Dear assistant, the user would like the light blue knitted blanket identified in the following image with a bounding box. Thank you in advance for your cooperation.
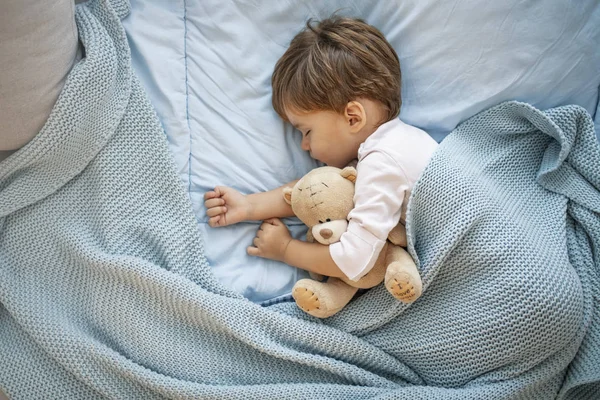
[1,1,598,398]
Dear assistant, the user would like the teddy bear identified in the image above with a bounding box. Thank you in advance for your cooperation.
[283,166,423,318]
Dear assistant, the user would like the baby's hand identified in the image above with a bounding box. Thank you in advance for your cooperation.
[204,186,250,227]
[247,218,292,262]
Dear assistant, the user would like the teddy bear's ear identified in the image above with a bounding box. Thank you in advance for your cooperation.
[340,166,357,183]
[283,187,293,205]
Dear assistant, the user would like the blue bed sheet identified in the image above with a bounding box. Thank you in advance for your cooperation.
[123,0,600,303]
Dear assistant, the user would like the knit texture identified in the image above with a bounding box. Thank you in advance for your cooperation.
[0,0,598,398]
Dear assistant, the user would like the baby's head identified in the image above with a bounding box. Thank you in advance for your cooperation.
[271,16,401,168]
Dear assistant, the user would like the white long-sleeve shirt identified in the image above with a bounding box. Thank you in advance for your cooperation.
[329,118,438,281]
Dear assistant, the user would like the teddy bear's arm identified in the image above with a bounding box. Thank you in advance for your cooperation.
[387,223,407,247]
[306,229,315,243]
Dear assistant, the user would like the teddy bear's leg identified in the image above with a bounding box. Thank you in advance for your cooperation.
[292,278,359,318]
[384,245,422,303]
[387,223,407,247]
[339,245,387,289]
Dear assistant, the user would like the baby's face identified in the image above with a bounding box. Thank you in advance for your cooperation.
[285,109,360,169]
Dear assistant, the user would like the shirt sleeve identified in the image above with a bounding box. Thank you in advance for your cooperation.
[330,151,410,281]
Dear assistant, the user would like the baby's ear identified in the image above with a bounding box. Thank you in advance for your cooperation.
[340,166,357,183]
[283,187,293,205]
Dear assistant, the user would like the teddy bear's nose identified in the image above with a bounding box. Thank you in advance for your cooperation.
[320,229,333,239]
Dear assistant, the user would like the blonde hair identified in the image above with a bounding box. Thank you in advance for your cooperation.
[272,16,401,122]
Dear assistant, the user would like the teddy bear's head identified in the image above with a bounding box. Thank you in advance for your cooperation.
[283,166,357,245]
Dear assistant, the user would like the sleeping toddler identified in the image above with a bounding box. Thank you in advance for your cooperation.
[204,16,438,298]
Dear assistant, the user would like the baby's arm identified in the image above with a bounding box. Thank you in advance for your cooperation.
[247,218,346,278]
[204,180,298,227]
[283,238,346,278]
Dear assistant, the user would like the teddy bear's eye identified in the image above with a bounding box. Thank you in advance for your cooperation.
[326,218,331,222]
[318,220,323,224]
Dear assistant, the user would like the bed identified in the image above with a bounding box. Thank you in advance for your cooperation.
[122,0,600,304]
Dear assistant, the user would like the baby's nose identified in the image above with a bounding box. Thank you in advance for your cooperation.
[301,137,310,151]
[320,229,333,239]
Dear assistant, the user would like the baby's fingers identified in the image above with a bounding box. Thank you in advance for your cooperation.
[206,206,227,218]
[205,198,225,209]
[204,190,218,200]
[208,216,222,227]
[247,246,261,257]
[204,186,225,199]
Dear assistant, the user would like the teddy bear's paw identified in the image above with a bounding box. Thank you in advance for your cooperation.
[292,286,321,313]
[387,275,419,302]
[385,263,423,303]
